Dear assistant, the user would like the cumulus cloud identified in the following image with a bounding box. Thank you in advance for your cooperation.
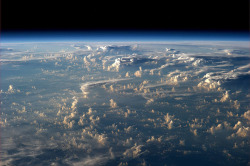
[243,110,250,120]
[163,113,174,129]
[86,45,92,51]
[8,85,14,93]
[197,78,221,91]
[123,144,144,158]
[71,97,78,111]
[146,98,154,105]
[110,99,117,108]
[134,70,142,77]
[125,72,130,78]
[179,140,185,146]
[146,136,162,143]
[220,91,229,102]
[208,124,223,135]
[192,58,204,67]
[190,129,198,136]
[236,127,249,137]
[108,59,120,72]
[124,126,134,133]
[233,100,240,109]
[233,121,242,130]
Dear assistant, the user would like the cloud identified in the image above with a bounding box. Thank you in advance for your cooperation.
[83,56,91,66]
[197,78,221,91]
[3,42,250,166]
[192,58,204,66]
[222,49,249,56]
[93,133,108,145]
[107,59,120,72]
[110,99,117,108]
[102,45,136,54]
[179,140,185,146]
[124,126,134,133]
[146,136,162,143]
[125,72,130,78]
[134,70,142,77]
[6,85,20,94]
[86,45,92,51]
[146,98,154,105]
[71,97,78,111]
[233,100,240,109]
[80,78,130,98]
[8,85,14,92]
[236,127,249,137]
[72,155,110,166]
[109,85,114,92]
[243,110,250,120]
[233,121,242,130]
[190,129,198,136]
[208,124,223,135]
[220,91,229,102]
[163,113,174,129]
[123,144,144,158]
[166,48,175,52]
[63,116,75,128]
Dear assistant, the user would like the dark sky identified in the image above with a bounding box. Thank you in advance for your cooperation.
[1,1,249,32]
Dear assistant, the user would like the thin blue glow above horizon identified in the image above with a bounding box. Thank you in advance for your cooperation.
[1,30,249,43]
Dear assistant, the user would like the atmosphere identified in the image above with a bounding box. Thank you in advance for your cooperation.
[1,30,249,43]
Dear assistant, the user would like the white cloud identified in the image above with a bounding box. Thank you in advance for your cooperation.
[179,140,185,146]
[78,115,86,126]
[86,45,92,51]
[80,78,130,98]
[94,133,108,145]
[220,91,229,102]
[109,85,114,92]
[83,56,90,65]
[243,110,250,120]
[109,147,115,159]
[125,72,130,78]
[71,97,78,111]
[197,78,221,91]
[124,126,134,133]
[110,99,117,108]
[87,108,95,115]
[123,144,144,158]
[208,124,223,135]
[8,85,14,93]
[192,58,204,66]
[163,113,174,129]
[72,155,109,166]
[108,59,120,72]
[233,100,240,109]
[146,98,154,105]
[146,136,162,143]
[233,121,242,130]
[190,129,198,136]
[236,127,249,137]
[134,70,142,77]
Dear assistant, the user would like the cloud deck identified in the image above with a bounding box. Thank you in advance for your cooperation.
[1,41,249,165]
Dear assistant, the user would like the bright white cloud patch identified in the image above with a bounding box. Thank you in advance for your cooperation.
[110,99,117,108]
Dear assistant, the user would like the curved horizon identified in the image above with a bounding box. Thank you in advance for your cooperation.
[1,30,249,43]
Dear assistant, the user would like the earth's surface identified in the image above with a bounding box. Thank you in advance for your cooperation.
[1,40,249,165]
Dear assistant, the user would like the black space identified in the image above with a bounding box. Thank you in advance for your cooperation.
[1,1,249,32]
